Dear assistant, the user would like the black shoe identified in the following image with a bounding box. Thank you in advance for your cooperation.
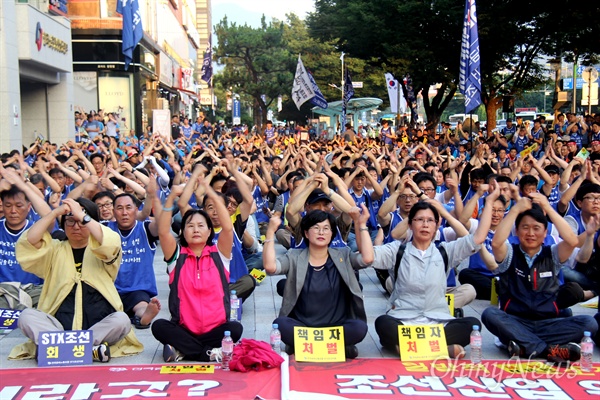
[547,343,581,364]
[92,342,111,363]
[345,345,359,359]
[163,344,184,362]
[508,340,522,358]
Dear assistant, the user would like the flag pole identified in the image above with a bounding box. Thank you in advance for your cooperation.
[341,52,345,134]
[396,77,401,128]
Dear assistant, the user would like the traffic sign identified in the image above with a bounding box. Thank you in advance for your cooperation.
[352,82,363,88]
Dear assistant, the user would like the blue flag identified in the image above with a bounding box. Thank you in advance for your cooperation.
[201,35,213,83]
[117,0,143,70]
[341,68,355,128]
[459,0,481,113]
[307,69,327,109]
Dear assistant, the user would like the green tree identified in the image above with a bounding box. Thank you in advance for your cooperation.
[308,0,600,130]
[214,16,295,128]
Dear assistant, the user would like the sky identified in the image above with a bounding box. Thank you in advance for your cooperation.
[212,0,315,27]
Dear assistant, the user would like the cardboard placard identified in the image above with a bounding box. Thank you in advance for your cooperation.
[294,326,345,362]
[398,324,449,361]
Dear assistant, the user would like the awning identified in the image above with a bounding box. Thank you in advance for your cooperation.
[311,98,383,117]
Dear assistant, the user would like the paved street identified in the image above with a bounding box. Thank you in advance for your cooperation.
[1,243,598,368]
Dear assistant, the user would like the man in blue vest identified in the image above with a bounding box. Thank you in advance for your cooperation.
[483,195,598,363]
[106,193,161,329]
[0,168,52,309]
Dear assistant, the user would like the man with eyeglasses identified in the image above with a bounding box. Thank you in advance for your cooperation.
[13,197,142,363]
[105,193,161,329]
[93,191,116,222]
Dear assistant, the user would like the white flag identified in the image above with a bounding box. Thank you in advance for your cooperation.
[385,73,407,113]
[292,55,316,110]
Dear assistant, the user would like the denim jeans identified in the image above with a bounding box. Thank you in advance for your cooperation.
[481,306,598,357]
[347,229,378,252]
[561,266,599,295]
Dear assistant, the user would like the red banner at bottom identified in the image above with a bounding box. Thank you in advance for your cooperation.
[0,363,280,400]
[287,358,600,399]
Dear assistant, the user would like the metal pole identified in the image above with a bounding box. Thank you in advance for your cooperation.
[396,77,401,127]
[588,79,592,116]
[572,59,577,114]
[341,52,345,134]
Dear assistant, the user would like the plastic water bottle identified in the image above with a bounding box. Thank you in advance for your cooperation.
[581,331,594,372]
[230,290,240,322]
[221,331,234,371]
[270,323,281,354]
[470,325,482,364]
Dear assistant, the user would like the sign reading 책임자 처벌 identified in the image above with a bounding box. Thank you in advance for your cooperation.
[37,330,93,367]
[398,324,449,361]
[294,326,345,362]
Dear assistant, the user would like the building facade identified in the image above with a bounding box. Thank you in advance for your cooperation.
[0,0,74,153]
[0,0,206,153]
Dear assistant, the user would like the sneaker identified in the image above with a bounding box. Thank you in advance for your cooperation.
[345,345,359,359]
[547,343,581,364]
[508,340,522,358]
[207,347,223,363]
[163,344,184,363]
[92,342,111,363]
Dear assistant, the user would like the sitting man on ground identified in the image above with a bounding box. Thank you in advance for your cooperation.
[483,194,598,364]
[12,198,142,363]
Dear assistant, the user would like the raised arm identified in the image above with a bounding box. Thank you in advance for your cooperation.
[492,197,532,263]
[157,185,184,260]
[263,216,281,275]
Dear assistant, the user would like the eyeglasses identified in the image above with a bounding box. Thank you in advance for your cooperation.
[412,217,437,225]
[399,195,417,201]
[309,225,332,234]
[583,196,600,203]
[228,199,239,208]
[491,208,506,214]
[97,202,113,209]
[420,188,436,193]
[64,218,84,227]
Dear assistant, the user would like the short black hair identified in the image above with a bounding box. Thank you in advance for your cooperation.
[0,185,30,202]
[408,201,440,224]
[519,174,539,191]
[300,210,338,246]
[92,191,116,203]
[60,197,99,230]
[576,182,600,202]
[414,172,437,189]
[515,204,548,230]
[179,209,214,247]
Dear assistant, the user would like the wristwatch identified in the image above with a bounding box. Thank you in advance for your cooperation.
[418,191,427,199]
[81,214,92,225]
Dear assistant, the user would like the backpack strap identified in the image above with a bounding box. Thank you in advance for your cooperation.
[393,243,407,283]
[210,252,231,321]
[393,242,450,282]
[168,253,188,325]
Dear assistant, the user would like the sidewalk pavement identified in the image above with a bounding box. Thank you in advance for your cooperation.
[1,243,598,368]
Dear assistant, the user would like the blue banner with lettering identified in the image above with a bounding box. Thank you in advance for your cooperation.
[116,0,143,70]
[38,330,93,367]
[308,69,328,109]
[201,35,213,83]
[458,0,481,113]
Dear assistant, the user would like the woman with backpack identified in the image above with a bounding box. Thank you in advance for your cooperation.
[151,177,240,363]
